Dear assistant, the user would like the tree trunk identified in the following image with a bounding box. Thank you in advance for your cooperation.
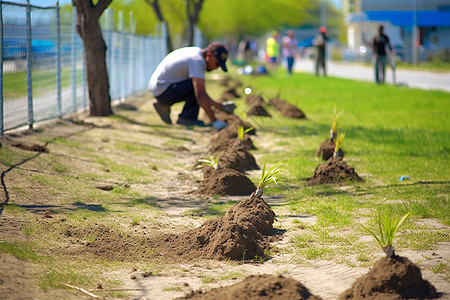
[144,0,173,52]
[73,0,112,116]
[185,0,204,46]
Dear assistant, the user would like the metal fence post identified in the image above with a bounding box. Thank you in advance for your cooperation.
[0,0,4,135]
[26,0,33,130]
[56,1,62,117]
[71,7,77,112]
[82,46,86,110]
[129,12,134,97]
[119,10,124,101]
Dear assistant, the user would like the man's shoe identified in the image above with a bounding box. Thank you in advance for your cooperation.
[176,118,209,127]
[153,102,172,124]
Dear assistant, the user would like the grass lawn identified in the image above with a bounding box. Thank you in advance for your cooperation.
[229,70,450,225]
[0,67,449,298]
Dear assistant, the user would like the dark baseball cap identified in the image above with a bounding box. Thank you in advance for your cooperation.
[208,42,228,72]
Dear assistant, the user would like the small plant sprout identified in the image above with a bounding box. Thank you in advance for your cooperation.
[198,154,220,170]
[333,131,345,158]
[255,160,283,197]
[330,105,343,140]
[237,125,254,142]
[362,211,412,258]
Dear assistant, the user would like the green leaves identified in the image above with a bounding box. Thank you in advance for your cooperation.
[362,211,412,257]
[331,105,343,138]
[257,160,283,191]
[237,125,254,142]
[198,154,220,170]
[333,131,345,157]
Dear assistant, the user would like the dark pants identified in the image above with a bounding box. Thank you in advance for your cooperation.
[315,52,326,76]
[286,57,294,74]
[374,55,387,84]
[155,78,199,121]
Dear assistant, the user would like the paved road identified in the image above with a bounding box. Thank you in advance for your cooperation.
[295,58,450,93]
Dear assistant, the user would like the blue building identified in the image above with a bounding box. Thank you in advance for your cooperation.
[344,0,450,63]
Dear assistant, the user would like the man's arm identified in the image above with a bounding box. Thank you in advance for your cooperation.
[192,77,222,122]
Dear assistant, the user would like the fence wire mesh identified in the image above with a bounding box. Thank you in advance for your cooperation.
[1,2,166,134]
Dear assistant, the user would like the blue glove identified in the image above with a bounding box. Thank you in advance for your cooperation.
[212,120,227,131]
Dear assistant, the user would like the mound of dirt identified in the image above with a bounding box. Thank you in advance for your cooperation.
[12,142,49,153]
[219,145,259,172]
[198,167,256,196]
[340,256,438,300]
[246,94,265,106]
[221,87,241,100]
[307,157,362,185]
[165,196,276,260]
[247,104,271,117]
[316,139,344,161]
[269,98,306,119]
[176,274,322,300]
[209,119,256,154]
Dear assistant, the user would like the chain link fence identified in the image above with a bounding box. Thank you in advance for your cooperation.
[0,1,167,134]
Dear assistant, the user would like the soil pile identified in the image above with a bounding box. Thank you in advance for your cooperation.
[176,274,322,300]
[269,98,306,119]
[308,157,362,185]
[340,256,438,300]
[12,142,49,153]
[220,87,241,101]
[247,104,271,117]
[197,167,256,196]
[165,196,276,260]
[217,143,259,172]
[316,139,344,161]
[209,118,256,153]
[245,94,271,117]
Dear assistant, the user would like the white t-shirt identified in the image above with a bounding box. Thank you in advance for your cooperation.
[148,47,206,97]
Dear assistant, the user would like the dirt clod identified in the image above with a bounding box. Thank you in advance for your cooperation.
[175,274,322,300]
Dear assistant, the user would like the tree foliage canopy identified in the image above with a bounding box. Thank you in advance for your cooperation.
[199,0,311,39]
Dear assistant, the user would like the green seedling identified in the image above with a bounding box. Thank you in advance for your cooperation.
[237,125,254,142]
[333,131,345,158]
[362,211,412,258]
[331,105,343,140]
[198,154,220,170]
[255,160,283,197]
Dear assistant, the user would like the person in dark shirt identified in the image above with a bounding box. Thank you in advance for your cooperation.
[372,25,394,84]
[313,27,329,77]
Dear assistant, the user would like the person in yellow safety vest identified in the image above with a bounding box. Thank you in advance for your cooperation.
[266,30,280,72]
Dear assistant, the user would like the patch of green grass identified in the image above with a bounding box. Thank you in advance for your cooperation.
[431,262,449,275]
[291,233,313,248]
[39,270,92,291]
[209,201,238,214]
[201,275,216,284]
[219,271,246,280]
[0,241,43,262]
[4,203,26,214]
[53,163,71,173]
[302,246,333,260]
[397,229,450,250]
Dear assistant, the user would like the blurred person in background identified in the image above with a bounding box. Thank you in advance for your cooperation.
[266,30,280,72]
[372,25,394,84]
[282,30,299,75]
[238,36,258,65]
[313,26,328,77]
